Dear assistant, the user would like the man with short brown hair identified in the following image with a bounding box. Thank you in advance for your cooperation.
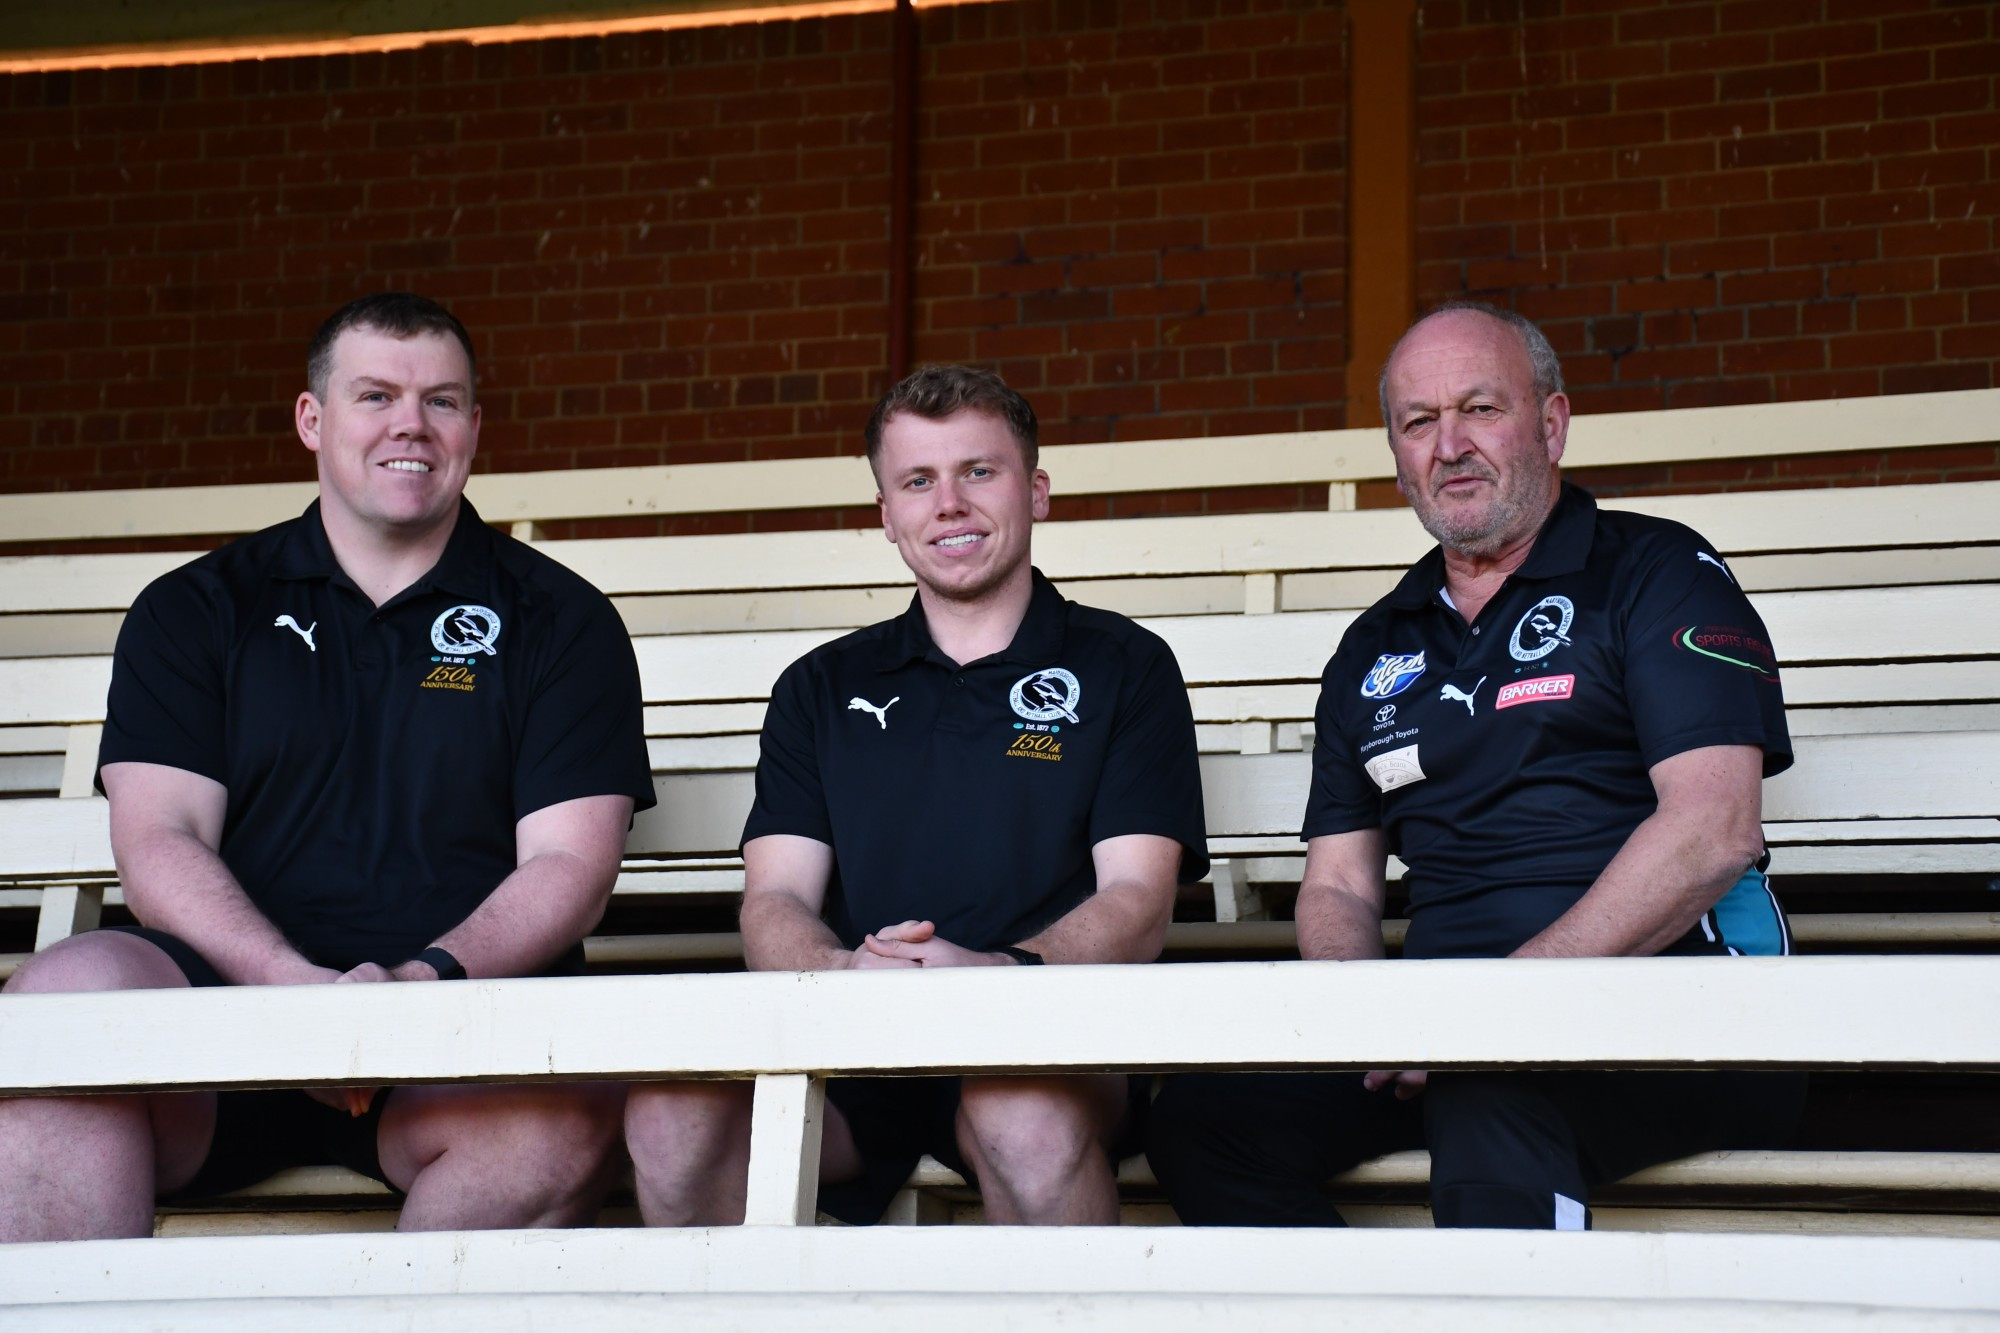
[626,364,1208,1226]
[0,293,653,1240]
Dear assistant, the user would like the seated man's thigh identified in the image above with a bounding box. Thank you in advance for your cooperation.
[1423,1070,1807,1228]
[5,928,220,1197]
[1552,1069,1808,1188]
[1147,1072,1426,1227]
[376,1081,625,1198]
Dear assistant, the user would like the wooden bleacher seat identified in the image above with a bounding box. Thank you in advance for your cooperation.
[1,959,1998,1318]
[0,390,1997,1262]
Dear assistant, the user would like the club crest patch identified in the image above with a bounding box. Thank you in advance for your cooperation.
[1010,667,1081,724]
[432,605,502,658]
[1509,595,1575,663]
[1360,651,1428,700]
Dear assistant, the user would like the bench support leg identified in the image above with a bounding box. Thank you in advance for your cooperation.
[34,883,104,953]
[743,1072,825,1226]
[1212,859,1270,924]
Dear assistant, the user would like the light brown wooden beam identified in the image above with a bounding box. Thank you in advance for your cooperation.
[0,0,996,72]
[1344,0,1419,430]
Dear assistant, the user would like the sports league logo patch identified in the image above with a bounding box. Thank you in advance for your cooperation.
[1360,651,1427,700]
[1671,625,1779,682]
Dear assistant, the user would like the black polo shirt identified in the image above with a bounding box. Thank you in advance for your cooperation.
[1305,483,1792,960]
[744,569,1209,953]
[97,499,656,971]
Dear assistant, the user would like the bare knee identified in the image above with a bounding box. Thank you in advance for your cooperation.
[957,1076,1108,1189]
[4,932,187,996]
[626,1081,753,1227]
[382,1082,625,1228]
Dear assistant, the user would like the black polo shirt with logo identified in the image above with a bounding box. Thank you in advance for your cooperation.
[744,569,1209,953]
[1305,483,1792,960]
[97,499,656,971]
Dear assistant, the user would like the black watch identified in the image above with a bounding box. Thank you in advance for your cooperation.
[414,946,467,981]
[998,946,1044,966]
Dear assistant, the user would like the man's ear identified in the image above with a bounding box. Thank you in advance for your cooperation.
[878,491,897,543]
[295,392,322,454]
[1541,391,1571,466]
[1030,468,1050,521]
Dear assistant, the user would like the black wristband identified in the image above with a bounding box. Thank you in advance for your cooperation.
[414,946,467,981]
[998,946,1044,966]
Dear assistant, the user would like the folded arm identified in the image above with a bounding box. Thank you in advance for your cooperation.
[860,833,1184,969]
[1512,744,1765,959]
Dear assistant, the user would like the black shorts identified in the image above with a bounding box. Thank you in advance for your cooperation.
[818,1073,1151,1226]
[104,926,397,1199]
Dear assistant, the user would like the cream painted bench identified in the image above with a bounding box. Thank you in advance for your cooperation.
[1,391,1997,1237]
[7,474,2000,956]
[1,959,1998,1322]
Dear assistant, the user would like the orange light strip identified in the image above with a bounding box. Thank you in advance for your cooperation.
[0,0,990,74]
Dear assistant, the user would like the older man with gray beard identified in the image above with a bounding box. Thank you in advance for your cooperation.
[1146,301,1806,1231]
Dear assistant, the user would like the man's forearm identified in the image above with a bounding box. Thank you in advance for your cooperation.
[1513,807,1760,959]
[740,890,854,971]
[118,827,323,985]
[1296,880,1387,961]
[426,848,614,979]
[1017,879,1172,965]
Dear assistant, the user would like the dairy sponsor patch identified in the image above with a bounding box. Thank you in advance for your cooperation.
[1495,674,1576,709]
[1363,743,1426,793]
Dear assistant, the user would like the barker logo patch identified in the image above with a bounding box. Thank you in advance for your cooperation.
[432,605,502,658]
[1010,667,1081,724]
[1496,674,1575,709]
[1673,625,1779,682]
[1360,651,1427,700]
[1509,595,1575,663]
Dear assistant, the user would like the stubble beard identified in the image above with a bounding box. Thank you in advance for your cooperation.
[1402,425,1556,560]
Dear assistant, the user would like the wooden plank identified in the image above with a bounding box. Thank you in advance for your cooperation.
[1784,661,2000,707]
[0,658,112,727]
[742,1073,825,1227]
[11,1290,1992,1332]
[5,480,1998,621]
[2,1226,1995,1312]
[1566,389,2000,470]
[1733,545,2000,593]
[57,724,100,798]
[1788,704,2000,735]
[0,613,124,660]
[3,956,1998,1095]
[1766,732,2000,822]
[0,753,60,794]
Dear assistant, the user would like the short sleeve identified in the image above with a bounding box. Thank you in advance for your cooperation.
[741,653,835,848]
[1622,536,1792,777]
[1301,644,1385,840]
[1086,635,1210,883]
[512,592,657,818]
[97,568,230,791]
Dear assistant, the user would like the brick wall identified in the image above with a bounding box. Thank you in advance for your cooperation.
[0,0,1346,529]
[3,0,1995,521]
[1415,0,2000,496]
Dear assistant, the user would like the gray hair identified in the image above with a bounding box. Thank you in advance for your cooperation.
[1376,300,1564,436]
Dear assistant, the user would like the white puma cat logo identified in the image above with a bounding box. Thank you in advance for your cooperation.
[1696,550,1735,584]
[847,696,900,730]
[1439,676,1487,717]
[274,615,318,652]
